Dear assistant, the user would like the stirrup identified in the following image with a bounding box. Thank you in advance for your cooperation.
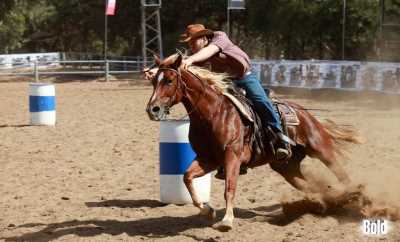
[275,147,290,161]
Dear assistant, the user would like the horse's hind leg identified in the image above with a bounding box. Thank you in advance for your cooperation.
[271,163,309,192]
[270,146,330,213]
[270,145,313,193]
[183,159,218,220]
[314,147,351,185]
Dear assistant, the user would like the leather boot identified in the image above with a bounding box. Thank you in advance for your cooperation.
[275,132,291,161]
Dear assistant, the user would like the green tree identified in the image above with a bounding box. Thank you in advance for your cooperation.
[0,0,396,61]
[247,0,379,60]
[0,3,26,53]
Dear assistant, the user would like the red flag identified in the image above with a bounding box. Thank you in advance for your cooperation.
[106,0,116,16]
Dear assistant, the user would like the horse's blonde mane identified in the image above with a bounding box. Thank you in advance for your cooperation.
[160,53,232,93]
[187,65,231,93]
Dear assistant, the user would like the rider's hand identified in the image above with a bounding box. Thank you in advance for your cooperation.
[181,58,193,70]
[143,67,158,80]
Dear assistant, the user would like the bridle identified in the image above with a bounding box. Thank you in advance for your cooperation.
[155,66,206,118]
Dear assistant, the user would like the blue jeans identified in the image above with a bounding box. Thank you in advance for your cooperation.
[235,71,282,133]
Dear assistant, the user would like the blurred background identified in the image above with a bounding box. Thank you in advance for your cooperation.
[0,0,399,61]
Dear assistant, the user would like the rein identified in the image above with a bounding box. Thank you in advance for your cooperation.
[157,67,206,119]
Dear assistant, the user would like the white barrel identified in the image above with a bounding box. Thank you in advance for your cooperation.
[159,120,211,204]
[29,83,56,125]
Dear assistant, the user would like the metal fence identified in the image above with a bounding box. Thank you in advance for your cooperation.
[0,58,154,82]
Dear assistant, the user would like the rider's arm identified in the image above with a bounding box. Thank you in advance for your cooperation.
[187,44,220,63]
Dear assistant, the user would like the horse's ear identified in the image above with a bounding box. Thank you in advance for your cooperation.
[154,54,161,66]
[171,54,182,70]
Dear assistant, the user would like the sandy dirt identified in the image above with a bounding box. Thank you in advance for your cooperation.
[1,80,400,242]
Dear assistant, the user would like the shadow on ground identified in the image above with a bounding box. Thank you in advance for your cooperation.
[2,199,363,242]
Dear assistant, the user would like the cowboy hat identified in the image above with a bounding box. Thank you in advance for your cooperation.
[179,24,214,43]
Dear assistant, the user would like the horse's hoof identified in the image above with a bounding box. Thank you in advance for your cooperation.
[310,202,327,214]
[212,220,233,232]
[199,204,216,220]
[207,208,216,221]
[306,194,328,214]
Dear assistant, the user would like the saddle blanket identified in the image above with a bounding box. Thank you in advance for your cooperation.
[223,92,300,126]
[223,92,254,122]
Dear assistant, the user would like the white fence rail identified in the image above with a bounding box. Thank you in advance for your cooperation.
[0,59,153,82]
[1,52,400,95]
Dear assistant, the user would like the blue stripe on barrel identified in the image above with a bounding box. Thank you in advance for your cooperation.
[159,142,196,174]
[159,120,211,204]
[29,96,56,112]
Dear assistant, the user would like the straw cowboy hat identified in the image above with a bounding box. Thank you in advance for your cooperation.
[179,24,214,42]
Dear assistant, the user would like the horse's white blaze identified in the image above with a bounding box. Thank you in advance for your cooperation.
[149,90,157,104]
[149,71,165,104]
[157,72,164,82]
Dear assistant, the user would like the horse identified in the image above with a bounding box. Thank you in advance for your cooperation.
[145,53,361,231]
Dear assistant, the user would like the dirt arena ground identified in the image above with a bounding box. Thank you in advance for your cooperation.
[1,79,400,242]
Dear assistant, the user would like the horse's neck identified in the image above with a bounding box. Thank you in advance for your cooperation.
[180,70,222,121]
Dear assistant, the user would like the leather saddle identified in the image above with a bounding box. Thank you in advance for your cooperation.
[223,86,300,129]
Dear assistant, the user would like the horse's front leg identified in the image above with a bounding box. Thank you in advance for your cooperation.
[213,149,241,231]
[183,159,218,220]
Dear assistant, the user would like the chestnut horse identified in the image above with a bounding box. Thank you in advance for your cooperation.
[146,54,360,231]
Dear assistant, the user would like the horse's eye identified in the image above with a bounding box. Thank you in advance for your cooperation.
[165,79,173,85]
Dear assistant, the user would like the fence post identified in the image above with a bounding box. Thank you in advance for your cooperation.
[34,60,39,82]
[89,54,93,70]
[105,60,109,82]
[61,52,65,69]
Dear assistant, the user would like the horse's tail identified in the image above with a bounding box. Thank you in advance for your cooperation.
[322,119,364,155]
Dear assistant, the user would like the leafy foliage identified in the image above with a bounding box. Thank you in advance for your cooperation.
[0,0,397,61]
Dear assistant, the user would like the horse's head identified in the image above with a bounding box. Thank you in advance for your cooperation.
[146,54,184,121]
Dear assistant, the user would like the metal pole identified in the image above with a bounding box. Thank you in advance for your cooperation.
[141,5,147,65]
[105,60,109,82]
[104,0,108,60]
[104,0,110,83]
[378,0,384,61]
[227,4,230,36]
[34,60,39,82]
[156,9,163,59]
[342,0,346,60]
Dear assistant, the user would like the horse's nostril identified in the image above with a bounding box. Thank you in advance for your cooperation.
[152,106,161,113]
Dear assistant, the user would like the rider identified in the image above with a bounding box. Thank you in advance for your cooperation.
[145,24,290,161]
